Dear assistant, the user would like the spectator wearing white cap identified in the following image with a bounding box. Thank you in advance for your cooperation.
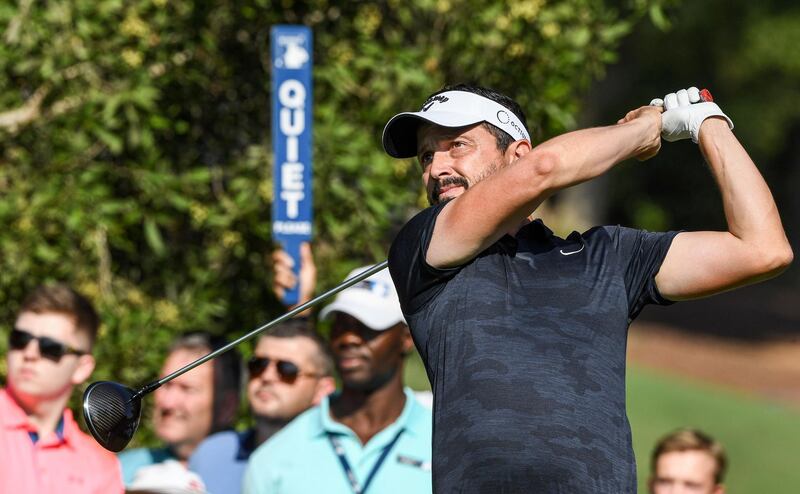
[243,266,433,494]
[126,459,207,494]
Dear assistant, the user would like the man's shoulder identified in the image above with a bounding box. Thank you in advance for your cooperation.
[119,446,175,485]
[406,391,433,432]
[192,429,244,459]
[581,223,669,241]
[54,408,117,464]
[411,389,433,411]
[196,429,242,450]
[118,446,156,461]
[66,425,118,462]
[391,204,447,250]
[118,445,173,468]
[251,406,322,461]
[0,388,23,425]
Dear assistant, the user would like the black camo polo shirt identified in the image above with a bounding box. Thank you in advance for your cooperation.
[388,202,678,493]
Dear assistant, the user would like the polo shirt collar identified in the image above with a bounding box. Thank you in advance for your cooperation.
[316,387,421,441]
[236,428,257,460]
[523,218,553,239]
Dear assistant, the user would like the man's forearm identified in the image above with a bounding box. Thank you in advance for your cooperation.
[654,117,792,300]
[532,113,660,194]
[699,118,789,250]
[425,106,661,269]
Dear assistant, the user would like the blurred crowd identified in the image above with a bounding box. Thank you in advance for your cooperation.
[1,244,728,494]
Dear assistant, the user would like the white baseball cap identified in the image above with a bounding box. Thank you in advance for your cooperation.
[382,90,531,159]
[319,266,405,331]
[126,460,208,494]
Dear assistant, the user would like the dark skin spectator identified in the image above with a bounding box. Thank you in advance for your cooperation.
[243,267,433,493]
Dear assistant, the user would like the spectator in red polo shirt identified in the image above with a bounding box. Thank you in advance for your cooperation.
[0,283,124,494]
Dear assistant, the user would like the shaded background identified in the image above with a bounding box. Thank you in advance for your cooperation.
[1,1,797,492]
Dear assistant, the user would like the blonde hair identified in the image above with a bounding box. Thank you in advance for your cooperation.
[651,428,727,484]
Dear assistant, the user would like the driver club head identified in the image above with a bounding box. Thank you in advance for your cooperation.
[79,262,390,452]
[82,381,143,452]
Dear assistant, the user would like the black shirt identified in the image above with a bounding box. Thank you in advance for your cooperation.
[389,203,678,493]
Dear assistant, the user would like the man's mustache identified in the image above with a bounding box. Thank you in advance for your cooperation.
[430,176,469,204]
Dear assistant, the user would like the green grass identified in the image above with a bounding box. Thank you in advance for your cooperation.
[404,353,800,493]
[628,365,800,494]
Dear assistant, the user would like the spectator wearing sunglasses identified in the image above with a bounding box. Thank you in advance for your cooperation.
[0,283,124,494]
[189,319,335,494]
[118,331,242,486]
[243,266,433,494]
[188,244,335,494]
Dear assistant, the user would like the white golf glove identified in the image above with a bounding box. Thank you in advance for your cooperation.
[649,87,733,143]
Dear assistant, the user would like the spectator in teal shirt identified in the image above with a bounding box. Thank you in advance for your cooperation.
[243,266,433,494]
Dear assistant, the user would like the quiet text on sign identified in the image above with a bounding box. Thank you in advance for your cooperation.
[278,79,306,219]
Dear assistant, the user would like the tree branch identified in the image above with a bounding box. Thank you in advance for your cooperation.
[5,0,34,45]
[0,84,50,132]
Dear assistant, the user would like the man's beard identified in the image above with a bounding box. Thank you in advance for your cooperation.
[428,161,501,206]
[429,176,469,205]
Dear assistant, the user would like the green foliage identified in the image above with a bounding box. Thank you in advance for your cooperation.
[0,0,672,446]
[601,0,800,253]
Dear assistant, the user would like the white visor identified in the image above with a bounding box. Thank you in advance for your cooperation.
[382,90,530,159]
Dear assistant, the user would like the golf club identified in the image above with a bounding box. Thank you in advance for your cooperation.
[83,260,389,452]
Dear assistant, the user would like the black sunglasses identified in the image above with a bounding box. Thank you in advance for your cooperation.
[247,356,318,384]
[9,328,87,362]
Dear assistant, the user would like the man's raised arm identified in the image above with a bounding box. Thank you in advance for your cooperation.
[654,91,792,299]
[426,106,662,268]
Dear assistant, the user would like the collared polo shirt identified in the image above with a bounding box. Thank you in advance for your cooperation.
[189,428,256,494]
[389,204,679,493]
[0,388,124,494]
[243,387,432,494]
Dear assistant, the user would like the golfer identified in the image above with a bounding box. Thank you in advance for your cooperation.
[383,84,791,492]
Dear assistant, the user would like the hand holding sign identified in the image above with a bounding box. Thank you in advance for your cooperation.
[271,25,313,306]
[272,243,317,312]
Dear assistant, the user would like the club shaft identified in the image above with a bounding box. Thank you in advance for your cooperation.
[139,260,389,396]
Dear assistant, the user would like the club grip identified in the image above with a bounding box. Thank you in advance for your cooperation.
[699,88,714,102]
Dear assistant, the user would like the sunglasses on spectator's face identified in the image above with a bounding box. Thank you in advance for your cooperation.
[9,328,86,362]
[247,356,318,384]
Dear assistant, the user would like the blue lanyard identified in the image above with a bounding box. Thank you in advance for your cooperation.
[327,429,404,494]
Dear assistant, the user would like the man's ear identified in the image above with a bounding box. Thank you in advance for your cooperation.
[400,325,414,355]
[507,139,532,163]
[713,484,726,494]
[312,376,336,405]
[71,354,96,385]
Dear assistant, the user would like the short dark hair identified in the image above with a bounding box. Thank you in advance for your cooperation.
[428,83,529,152]
[258,318,334,376]
[19,283,100,349]
[651,428,727,484]
[169,331,242,432]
